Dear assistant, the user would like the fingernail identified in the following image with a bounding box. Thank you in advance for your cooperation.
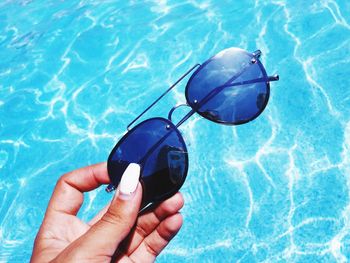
[118,163,140,200]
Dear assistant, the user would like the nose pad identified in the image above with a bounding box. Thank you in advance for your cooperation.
[167,149,186,185]
[140,144,187,207]
[156,145,186,187]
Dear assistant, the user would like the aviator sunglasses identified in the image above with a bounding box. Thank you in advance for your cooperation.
[106,47,279,210]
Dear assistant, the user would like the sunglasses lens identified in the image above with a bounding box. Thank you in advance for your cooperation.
[107,118,188,207]
[186,47,270,125]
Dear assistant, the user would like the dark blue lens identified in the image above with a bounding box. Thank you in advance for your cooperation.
[185,48,270,125]
[107,117,188,207]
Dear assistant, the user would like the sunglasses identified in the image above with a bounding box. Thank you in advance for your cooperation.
[106,47,279,210]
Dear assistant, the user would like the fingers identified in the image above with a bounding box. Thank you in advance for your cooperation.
[129,213,183,262]
[75,164,142,257]
[47,162,109,216]
[139,193,184,232]
[122,192,184,255]
[75,184,142,257]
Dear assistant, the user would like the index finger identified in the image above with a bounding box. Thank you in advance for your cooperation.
[46,162,110,216]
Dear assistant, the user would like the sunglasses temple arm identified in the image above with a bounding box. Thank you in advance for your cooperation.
[195,74,279,111]
[175,108,196,128]
[126,64,201,131]
[222,74,280,88]
[174,75,279,128]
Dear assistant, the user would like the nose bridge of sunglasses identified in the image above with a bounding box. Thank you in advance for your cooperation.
[167,103,191,123]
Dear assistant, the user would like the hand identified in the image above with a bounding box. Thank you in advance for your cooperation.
[31,162,184,262]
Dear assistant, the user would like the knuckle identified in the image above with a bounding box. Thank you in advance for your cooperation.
[102,209,129,227]
[55,175,66,189]
[55,172,73,192]
[144,240,159,257]
[135,224,148,238]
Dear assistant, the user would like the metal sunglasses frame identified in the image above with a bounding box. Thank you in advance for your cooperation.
[106,49,279,193]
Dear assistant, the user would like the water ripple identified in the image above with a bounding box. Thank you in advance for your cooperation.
[0,0,349,262]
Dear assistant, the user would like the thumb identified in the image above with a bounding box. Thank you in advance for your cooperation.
[80,163,142,256]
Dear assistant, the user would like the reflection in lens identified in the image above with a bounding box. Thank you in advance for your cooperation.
[186,47,270,125]
[107,118,188,208]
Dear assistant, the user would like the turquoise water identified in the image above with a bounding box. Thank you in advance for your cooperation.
[1,0,350,262]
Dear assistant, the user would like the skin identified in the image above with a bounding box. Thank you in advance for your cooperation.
[31,162,184,262]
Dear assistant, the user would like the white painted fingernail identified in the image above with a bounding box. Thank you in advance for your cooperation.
[118,163,140,199]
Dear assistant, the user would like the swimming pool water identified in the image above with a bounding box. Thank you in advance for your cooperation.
[1,0,350,262]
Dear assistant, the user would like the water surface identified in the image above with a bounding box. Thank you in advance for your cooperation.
[1,0,350,262]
